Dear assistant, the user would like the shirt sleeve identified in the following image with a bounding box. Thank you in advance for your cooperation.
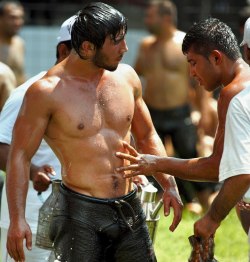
[0,90,24,145]
[219,96,250,181]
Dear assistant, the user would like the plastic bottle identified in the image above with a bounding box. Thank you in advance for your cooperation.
[35,179,61,250]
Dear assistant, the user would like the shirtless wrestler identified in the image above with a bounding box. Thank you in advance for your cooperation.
[0,1,25,85]
[6,2,182,262]
[134,0,214,210]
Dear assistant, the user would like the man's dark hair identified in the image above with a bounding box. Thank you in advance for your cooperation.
[71,2,127,59]
[148,0,177,26]
[56,40,72,60]
[182,18,241,61]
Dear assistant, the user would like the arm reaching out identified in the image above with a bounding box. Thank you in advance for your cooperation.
[116,141,161,177]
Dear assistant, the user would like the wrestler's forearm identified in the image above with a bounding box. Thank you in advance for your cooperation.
[0,143,41,182]
[6,157,30,220]
[207,175,250,223]
[153,155,219,182]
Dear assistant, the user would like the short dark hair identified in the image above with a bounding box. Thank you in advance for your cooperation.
[0,1,23,16]
[182,18,241,61]
[148,0,177,25]
[71,2,127,59]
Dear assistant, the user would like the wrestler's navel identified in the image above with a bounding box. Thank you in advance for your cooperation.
[77,123,84,130]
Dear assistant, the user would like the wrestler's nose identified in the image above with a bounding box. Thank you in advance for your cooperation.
[189,66,196,78]
[120,39,128,53]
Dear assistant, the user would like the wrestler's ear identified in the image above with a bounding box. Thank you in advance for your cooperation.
[81,41,95,57]
[210,50,222,65]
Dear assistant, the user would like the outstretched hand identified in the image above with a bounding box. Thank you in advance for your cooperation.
[116,141,159,178]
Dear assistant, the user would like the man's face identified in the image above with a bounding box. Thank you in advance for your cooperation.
[144,5,162,35]
[1,4,24,37]
[93,29,128,71]
[186,48,220,92]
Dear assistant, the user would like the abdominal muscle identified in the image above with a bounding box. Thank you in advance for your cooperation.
[48,132,133,199]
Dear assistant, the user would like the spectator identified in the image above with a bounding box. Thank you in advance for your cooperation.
[0,1,25,85]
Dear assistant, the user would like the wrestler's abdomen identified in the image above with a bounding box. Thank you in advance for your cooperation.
[59,130,132,198]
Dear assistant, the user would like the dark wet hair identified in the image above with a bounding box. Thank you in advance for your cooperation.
[71,2,127,59]
[182,18,241,61]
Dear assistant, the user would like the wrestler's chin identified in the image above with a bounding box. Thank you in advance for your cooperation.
[104,64,119,72]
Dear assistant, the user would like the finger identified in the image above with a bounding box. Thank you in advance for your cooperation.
[122,142,139,157]
[115,152,138,162]
[25,230,32,251]
[7,240,15,261]
[116,164,140,172]
[44,165,56,176]
[163,197,171,217]
[7,236,21,261]
[18,236,28,261]
[123,171,143,178]
[169,207,182,232]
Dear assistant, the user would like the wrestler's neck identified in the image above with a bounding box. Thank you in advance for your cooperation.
[63,52,105,79]
[155,25,176,42]
[0,31,13,44]
[221,58,248,87]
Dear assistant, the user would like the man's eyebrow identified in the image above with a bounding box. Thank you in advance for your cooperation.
[111,34,125,44]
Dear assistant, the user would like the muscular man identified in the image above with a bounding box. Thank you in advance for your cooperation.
[0,16,75,261]
[134,0,214,211]
[6,3,182,261]
[0,1,25,85]
[0,61,16,111]
[116,17,250,244]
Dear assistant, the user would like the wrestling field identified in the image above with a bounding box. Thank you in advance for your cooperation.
[155,207,248,262]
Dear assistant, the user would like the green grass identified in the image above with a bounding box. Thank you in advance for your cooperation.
[153,208,248,262]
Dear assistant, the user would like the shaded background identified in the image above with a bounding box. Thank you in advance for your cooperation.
[18,0,250,77]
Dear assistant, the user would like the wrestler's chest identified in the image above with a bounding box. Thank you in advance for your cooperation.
[53,89,134,134]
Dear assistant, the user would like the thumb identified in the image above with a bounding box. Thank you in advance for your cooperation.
[25,229,32,251]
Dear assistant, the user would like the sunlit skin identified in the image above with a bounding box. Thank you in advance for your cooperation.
[0,3,25,85]
[116,46,250,240]
[135,3,213,142]
[6,32,183,261]
[135,4,193,110]
[0,61,16,111]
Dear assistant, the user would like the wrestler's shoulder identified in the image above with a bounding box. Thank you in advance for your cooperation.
[116,63,138,78]
[26,74,60,97]
[12,35,25,47]
[140,36,156,47]
[0,61,16,80]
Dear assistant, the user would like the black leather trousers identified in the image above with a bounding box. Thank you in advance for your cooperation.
[49,183,156,262]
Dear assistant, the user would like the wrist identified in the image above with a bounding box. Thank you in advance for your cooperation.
[206,208,222,224]
[30,164,39,181]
